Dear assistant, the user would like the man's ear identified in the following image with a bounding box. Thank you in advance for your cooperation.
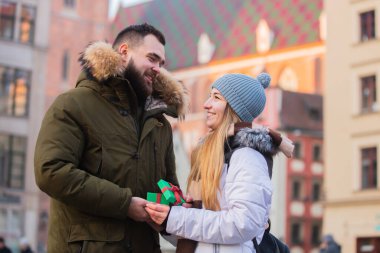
[119,43,130,63]
[118,43,128,55]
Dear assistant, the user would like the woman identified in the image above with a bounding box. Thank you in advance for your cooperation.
[146,73,278,253]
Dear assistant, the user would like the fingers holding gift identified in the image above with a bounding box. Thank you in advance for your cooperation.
[145,203,170,225]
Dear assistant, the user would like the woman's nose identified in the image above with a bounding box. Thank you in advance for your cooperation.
[203,98,211,109]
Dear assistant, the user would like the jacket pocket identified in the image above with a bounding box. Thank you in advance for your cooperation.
[79,145,102,176]
[68,222,125,253]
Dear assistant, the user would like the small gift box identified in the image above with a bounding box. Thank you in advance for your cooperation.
[157,179,185,206]
[146,192,170,205]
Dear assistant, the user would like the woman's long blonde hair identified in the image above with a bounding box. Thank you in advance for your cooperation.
[187,105,240,210]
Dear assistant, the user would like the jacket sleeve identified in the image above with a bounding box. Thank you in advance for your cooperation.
[166,147,272,244]
[34,93,131,220]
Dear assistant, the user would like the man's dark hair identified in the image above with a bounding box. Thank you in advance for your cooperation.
[0,237,4,243]
[112,23,166,49]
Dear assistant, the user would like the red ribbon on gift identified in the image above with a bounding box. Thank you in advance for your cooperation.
[162,183,185,206]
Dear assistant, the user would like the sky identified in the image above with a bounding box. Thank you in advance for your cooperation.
[108,0,152,19]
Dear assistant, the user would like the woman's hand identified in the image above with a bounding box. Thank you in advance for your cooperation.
[145,203,170,225]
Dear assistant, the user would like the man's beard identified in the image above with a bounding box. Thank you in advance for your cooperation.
[123,59,152,104]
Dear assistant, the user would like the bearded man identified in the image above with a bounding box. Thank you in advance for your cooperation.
[34,23,188,253]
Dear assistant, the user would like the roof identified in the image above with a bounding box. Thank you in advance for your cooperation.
[280,90,323,133]
[112,0,323,70]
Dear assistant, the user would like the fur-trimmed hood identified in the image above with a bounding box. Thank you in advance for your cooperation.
[78,41,188,118]
[230,127,280,156]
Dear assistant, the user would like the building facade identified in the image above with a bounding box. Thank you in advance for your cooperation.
[324,1,380,253]
[0,0,109,251]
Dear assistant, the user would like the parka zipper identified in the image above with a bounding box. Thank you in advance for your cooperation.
[154,142,158,181]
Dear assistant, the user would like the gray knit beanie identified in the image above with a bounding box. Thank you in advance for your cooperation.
[211,73,271,122]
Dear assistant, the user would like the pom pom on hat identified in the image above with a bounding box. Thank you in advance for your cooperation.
[257,73,271,89]
[211,73,271,122]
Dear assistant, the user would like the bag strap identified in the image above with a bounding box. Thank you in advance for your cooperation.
[253,238,261,253]
[253,234,280,253]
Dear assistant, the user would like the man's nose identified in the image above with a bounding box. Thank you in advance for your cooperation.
[152,64,160,74]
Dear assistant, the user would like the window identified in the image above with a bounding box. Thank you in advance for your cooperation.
[0,134,27,189]
[64,0,76,8]
[19,5,36,44]
[313,144,322,161]
[292,180,302,200]
[0,1,16,40]
[291,221,303,245]
[360,10,376,41]
[311,222,322,246]
[0,2,36,43]
[256,19,272,53]
[361,147,377,189]
[309,107,321,121]
[294,141,302,159]
[278,67,298,91]
[62,50,70,81]
[312,181,321,201]
[357,237,380,253]
[0,208,23,243]
[361,75,377,113]
[0,65,31,117]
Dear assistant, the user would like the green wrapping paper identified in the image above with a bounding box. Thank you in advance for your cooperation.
[157,179,185,205]
[146,192,170,205]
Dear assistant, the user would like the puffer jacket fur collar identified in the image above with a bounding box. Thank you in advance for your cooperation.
[78,41,188,118]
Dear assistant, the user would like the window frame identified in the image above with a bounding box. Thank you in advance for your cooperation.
[360,147,377,189]
[360,75,377,113]
[360,10,376,42]
[0,1,16,41]
[0,134,27,190]
[0,65,31,117]
[0,1,36,44]
[293,141,302,159]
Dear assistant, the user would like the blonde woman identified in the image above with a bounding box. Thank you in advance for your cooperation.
[146,73,278,253]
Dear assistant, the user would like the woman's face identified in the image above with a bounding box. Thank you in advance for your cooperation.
[203,88,227,131]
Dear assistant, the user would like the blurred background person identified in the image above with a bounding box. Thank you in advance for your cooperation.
[319,234,341,253]
[19,238,33,253]
[0,237,12,253]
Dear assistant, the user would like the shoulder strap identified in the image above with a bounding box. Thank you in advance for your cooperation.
[224,146,244,170]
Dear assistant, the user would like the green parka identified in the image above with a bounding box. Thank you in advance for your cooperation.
[34,42,188,253]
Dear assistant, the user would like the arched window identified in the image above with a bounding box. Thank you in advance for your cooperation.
[278,67,298,91]
[256,19,272,53]
[197,33,215,64]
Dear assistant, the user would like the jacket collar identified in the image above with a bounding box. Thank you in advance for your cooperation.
[228,127,280,156]
[77,41,188,118]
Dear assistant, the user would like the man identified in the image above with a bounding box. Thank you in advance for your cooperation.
[0,237,12,253]
[19,238,33,253]
[34,23,188,253]
[320,234,341,253]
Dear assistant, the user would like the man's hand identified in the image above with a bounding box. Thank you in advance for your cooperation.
[127,197,149,222]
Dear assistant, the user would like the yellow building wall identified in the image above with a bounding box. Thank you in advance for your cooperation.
[324,0,380,252]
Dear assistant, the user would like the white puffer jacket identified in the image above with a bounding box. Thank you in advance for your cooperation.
[166,128,276,253]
